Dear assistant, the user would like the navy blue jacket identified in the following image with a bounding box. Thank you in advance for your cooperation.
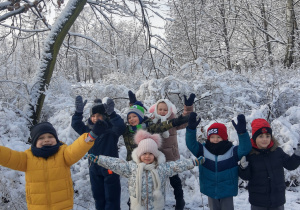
[71,111,125,159]
[239,140,300,208]
[186,128,252,199]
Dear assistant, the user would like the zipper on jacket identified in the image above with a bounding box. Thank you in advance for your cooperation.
[146,171,148,210]
[44,158,51,209]
[215,155,218,198]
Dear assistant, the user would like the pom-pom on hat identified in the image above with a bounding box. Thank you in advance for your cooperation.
[90,99,105,116]
[127,101,145,124]
[251,119,272,141]
[207,123,228,141]
[134,130,162,158]
[30,122,59,146]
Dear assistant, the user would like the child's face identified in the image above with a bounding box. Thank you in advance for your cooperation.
[255,133,271,149]
[91,113,104,124]
[36,133,57,148]
[140,152,155,164]
[209,134,223,143]
[128,113,139,126]
[157,102,168,116]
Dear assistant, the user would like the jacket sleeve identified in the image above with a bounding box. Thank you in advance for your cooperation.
[281,148,300,170]
[238,163,251,180]
[94,155,132,178]
[175,105,193,130]
[108,112,126,137]
[159,159,194,177]
[0,146,27,172]
[63,133,94,166]
[185,128,203,157]
[237,132,252,160]
[71,112,90,135]
[147,120,173,133]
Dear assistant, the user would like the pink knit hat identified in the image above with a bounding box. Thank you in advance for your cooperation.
[134,130,162,158]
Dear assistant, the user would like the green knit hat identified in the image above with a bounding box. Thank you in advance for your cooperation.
[127,101,145,124]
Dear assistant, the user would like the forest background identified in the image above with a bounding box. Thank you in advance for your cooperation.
[1,0,300,209]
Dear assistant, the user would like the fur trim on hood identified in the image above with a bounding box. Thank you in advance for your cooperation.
[250,138,279,155]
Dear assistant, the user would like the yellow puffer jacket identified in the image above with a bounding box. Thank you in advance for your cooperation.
[0,133,93,210]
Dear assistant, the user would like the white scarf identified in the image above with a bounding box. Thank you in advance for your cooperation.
[132,162,164,210]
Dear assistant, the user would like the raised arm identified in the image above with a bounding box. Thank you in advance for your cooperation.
[63,133,94,166]
[0,146,27,172]
[185,112,203,157]
[175,93,195,130]
[232,114,252,159]
[71,96,90,135]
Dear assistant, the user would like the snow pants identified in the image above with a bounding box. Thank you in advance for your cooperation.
[89,166,121,210]
[208,196,234,210]
[170,174,184,201]
[251,205,284,210]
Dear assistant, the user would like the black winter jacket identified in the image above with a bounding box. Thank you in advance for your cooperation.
[239,140,300,208]
[71,111,126,174]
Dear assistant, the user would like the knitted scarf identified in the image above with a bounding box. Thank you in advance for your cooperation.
[31,142,62,159]
[133,162,164,210]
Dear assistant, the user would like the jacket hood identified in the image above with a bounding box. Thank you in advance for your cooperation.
[250,138,279,155]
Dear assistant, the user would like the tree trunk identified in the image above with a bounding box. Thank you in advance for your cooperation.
[260,2,273,66]
[28,0,87,125]
[284,0,296,67]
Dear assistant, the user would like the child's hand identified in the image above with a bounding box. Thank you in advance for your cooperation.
[128,90,137,105]
[231,114,247,134]
[239,156,248,169]
[75,95,87,113]
[193,156,205,166]
[187,112,201,129]
[86,154,99,163]
[170,115,189,127]
[294,144,300,156]
[104,98,115,116]
[184,93,196,106]
[89,120,108,140]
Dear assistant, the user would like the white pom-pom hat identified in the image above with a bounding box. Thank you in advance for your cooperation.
[134,130,162,158]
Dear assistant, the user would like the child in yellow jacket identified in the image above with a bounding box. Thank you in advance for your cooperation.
[0,121,102,210]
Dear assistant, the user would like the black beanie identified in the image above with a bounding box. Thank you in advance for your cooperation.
[90,99,105,116]
[30,122,59,146]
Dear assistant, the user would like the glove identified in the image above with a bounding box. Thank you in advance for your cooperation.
[231,114,247,134]
[193,156,205,166]
[128,90,137,104]
[170,115,189,127]
[294,144,300,156]
[86,154,99,163]
[184,93,196,106]
[103,98,115,115]
[89,120,108,139]
[187,112,201,129]
[239,156,248,169]
[75,95,87,113]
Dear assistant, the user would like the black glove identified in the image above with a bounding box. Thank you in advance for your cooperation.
[187,112,201,129]
[184,93,196,106]
[104,98,115,115]
[89,120,108,138]
[232,114,247,134]
[170,115,189,127]
[75,95,87,113]
[128,90,137,104]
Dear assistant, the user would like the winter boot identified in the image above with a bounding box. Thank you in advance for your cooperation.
[175,199,185,210]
